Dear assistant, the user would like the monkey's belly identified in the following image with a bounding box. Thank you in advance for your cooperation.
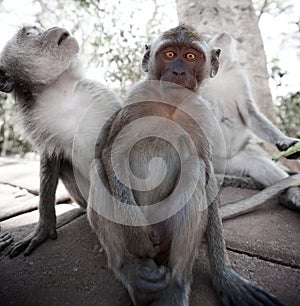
[151,220,173,266]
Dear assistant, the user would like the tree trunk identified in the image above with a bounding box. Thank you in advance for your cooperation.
[176,0,276,122]
[177,0,299,170]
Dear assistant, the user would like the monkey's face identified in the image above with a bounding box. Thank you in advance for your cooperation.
[0,26,80,85]
[142,25,221,92]
[153,43,207,92]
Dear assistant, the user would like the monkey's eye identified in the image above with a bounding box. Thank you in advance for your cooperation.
[25,28,41,37]
[185,52,197,61]
[165,51,176,59]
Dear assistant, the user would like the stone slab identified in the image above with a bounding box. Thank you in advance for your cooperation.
[0,204,84,243]
[0,216,299,306]
[0,157,70,199]
[0,183,37,220]
[221,187,300,266]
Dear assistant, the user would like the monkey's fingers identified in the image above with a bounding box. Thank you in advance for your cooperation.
[136,272,171,294]
[9,226,57,258]
[9,235,33,258]
[0,232,13,251]
[24,228,57,256]
[136,260,171,293]
[286,151,300,159]
[138,264,169,282]
[215,269,283,306]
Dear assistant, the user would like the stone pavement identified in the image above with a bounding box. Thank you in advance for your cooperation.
[0,157,299,306]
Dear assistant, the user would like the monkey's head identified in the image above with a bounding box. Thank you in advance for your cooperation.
[142,24,221,92]
[207,32,237,68]
[0,26,80,93]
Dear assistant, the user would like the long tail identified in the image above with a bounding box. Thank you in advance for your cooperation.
[220,173,300,219]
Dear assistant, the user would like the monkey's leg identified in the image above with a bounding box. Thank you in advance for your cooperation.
[207,197,283,306]
[88,160,170,306]
[9,152,59,257]
[0,232,13,251]
[59,159,88,208]
[226,147,300,212]
[88,207,171,306]
[226,146,288,186]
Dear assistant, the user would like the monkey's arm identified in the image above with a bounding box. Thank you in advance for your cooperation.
[9,152,59,257]
[207,195,283,306]
[238,76,299,150]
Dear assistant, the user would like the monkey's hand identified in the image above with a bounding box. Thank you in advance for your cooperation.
[125,258,171,306]
[9,222,57,257]
[272,138,300,161]
[0,232,13,252]
[276,137,298,151]
[213,268,283,306]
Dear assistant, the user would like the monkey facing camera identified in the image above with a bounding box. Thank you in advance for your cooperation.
[0,26,121,256]
[88,24,283,306]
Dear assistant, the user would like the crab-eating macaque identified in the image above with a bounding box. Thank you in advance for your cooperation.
[0,26,121,256]
[88,24,283,306]
[200,32,300,214]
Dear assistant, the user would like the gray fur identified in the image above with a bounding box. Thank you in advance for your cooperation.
[88,24,283,306]
[0,26,121,256]
[201,32,300,214]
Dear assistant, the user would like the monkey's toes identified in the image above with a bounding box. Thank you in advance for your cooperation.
[9,226,57,257]
[0,232,13,252]
[215,269,284,306]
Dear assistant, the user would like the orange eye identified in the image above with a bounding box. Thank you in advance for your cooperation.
[165,51,175,59]
[186,52,196,61]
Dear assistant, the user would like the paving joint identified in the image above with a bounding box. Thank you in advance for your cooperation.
[226,246,300,270]
[0,181,39,196]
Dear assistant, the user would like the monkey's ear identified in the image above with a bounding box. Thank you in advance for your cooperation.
[142,44,151,72]
[0,67,15,93]
[210,48,221,78]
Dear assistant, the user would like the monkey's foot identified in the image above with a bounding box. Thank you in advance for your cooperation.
[278,186,300,213]
[126,258,171,306]
[9,224,57,257]
[213,268,283,306]
[0,232,13,252]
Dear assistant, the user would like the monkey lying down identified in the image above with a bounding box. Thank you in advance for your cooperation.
[88,24,283,306]
[0,26,121,256]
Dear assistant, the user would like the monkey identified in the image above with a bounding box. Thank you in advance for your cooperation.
[87,24,283,306]
[0,26,121,256]
[199,32,300,214]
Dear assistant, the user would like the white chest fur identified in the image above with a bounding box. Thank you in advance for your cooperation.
[26,74,121,161]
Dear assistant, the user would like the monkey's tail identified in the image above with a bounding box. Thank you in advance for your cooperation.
[220,173,300,219]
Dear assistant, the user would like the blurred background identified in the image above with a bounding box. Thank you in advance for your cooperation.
[0,0,299,156]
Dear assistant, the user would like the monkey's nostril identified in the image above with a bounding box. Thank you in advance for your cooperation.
[173,71,185,76]
[58,32,70,45]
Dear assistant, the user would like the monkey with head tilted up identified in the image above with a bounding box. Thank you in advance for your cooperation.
[88,24,283,306]
[0,26,121,256]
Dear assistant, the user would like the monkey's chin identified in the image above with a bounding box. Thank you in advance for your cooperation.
[160,78,197,92]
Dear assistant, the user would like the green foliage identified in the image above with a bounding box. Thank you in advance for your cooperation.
[275,91,300,139]
[0,0,177,155]
[269,57,300,139]
[34,0,177,94]
[0,93,31,156]
[272,141,300,161]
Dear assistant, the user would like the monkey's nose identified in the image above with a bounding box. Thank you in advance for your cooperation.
[173,71,186,76]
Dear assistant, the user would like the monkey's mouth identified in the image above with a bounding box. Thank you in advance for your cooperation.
[58,32,70,45]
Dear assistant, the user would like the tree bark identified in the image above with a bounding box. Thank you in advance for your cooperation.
[176,0,276,122]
